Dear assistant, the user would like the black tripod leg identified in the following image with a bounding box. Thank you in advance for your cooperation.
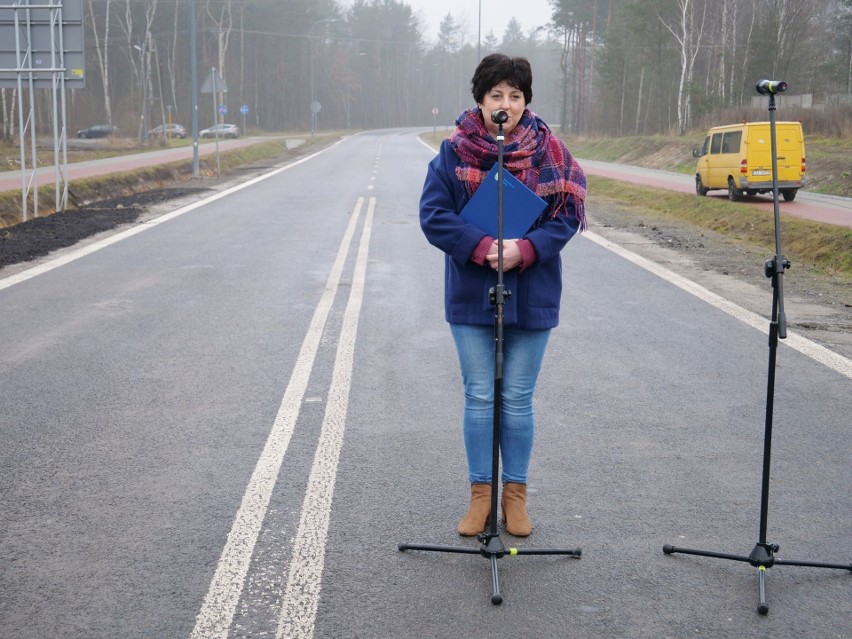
[758,566,769,615]
[775,558,852,570]
[398,543,481,554]
[663,545,751,564]
[512,547,582,557]
[490,556,502,605]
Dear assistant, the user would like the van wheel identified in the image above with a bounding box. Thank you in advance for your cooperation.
[695,176,709,196]
[781,188,797,202]
[727,177,743,201]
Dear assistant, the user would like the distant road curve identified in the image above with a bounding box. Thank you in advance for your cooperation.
[580,158,852,229]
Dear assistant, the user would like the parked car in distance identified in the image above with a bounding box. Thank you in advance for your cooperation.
[199,123,240,139]
[76,124,118,139]
[148,123,187,139]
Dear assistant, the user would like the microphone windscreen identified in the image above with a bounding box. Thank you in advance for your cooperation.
[491,110,509,124]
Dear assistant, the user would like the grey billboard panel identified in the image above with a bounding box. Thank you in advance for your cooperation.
[0,52,85,88]
[0,0,83,23]
[0,23,84,55]
[0,0,84,88]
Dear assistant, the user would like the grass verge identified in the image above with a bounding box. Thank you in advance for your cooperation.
[587,174,852,280]
[421,131,850,279]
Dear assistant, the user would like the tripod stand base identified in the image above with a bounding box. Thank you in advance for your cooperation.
[663,542,852,615]
[400,532,581,605]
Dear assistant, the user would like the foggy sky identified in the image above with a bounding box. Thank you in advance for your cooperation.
[340,0,554,42]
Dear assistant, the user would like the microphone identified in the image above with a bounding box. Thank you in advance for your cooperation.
[491,109,509,124]
[755,79,787,95]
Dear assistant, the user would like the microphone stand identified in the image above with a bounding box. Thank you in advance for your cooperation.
[399,119,581,605]
[662,88,851,614]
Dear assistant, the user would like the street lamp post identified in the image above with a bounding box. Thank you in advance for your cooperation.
[310,36,317,141]
[309,18,338,142]
[190,0,199,177]
[134,39,149,144]
[477,0,481,62]
[346,51,366,130]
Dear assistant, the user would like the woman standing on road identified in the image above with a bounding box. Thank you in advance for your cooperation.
[419,53,587,537]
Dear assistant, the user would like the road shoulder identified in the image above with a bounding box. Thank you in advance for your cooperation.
[587,197,852,361]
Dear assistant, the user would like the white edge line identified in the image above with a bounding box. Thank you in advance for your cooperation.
[0,139,346,292]
[189,196,364,639]
[276,196,375,639]
[417,135,438,154]
[583,230,852,380]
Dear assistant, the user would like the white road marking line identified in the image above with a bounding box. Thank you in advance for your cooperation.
[417,136,436,154]
[276,196,376,639]
[584,230,852,380]
[190,197,365,639]
[0,141,344,292]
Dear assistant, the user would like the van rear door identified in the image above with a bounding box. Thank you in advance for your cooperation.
[745,124,772,186]
[774,124,805,184]
[745,123,803,186]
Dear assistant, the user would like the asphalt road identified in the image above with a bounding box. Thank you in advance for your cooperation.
[0,130,850,638]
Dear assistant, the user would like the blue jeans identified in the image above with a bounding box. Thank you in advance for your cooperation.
[450,323,551,485]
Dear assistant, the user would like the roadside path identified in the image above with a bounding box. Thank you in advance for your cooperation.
[580,158,852,228]
[0,136,304,192]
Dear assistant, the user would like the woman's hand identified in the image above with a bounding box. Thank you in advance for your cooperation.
[486,239,522,271]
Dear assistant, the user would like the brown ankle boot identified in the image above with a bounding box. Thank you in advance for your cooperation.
[501,482,532,537]
[458,483,492,536]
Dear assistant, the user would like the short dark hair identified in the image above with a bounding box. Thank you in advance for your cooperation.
[470,54,533,105]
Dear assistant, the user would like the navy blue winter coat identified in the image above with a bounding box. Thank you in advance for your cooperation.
[420,139,581,329]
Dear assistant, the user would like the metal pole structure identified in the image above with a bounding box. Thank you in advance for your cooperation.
[26,5,38,217]
[140,38,148,144]
[49,2,62,211]
[14,4,27,221]
[477,0,481,62]
[310,36,316,141]
[308,19,337,142]
[211,67,220,176]
[57,0,69,211]
[190,0,200,177]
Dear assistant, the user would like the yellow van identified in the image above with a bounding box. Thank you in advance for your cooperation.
[693,121,806,201]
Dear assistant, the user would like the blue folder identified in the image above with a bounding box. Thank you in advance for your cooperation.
[460,164,548,238]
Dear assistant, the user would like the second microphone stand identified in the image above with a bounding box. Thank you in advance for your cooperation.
[662,88,851,614]
[399,119,582,605]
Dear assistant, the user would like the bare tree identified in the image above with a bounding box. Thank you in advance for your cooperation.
[87,0,112,125]
[659,0,707,133]
[1,89,16,141]
[114,0,158,134]
[166,0,182,115]
[205,0,234,121]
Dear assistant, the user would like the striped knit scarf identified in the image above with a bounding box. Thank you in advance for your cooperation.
[448,107,587,231]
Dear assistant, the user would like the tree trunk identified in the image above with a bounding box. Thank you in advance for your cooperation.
[660,0,706,134]
[738,0,758,105]
[88,0,112,124]
[206,0,233,121]
[635,66,644,136]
